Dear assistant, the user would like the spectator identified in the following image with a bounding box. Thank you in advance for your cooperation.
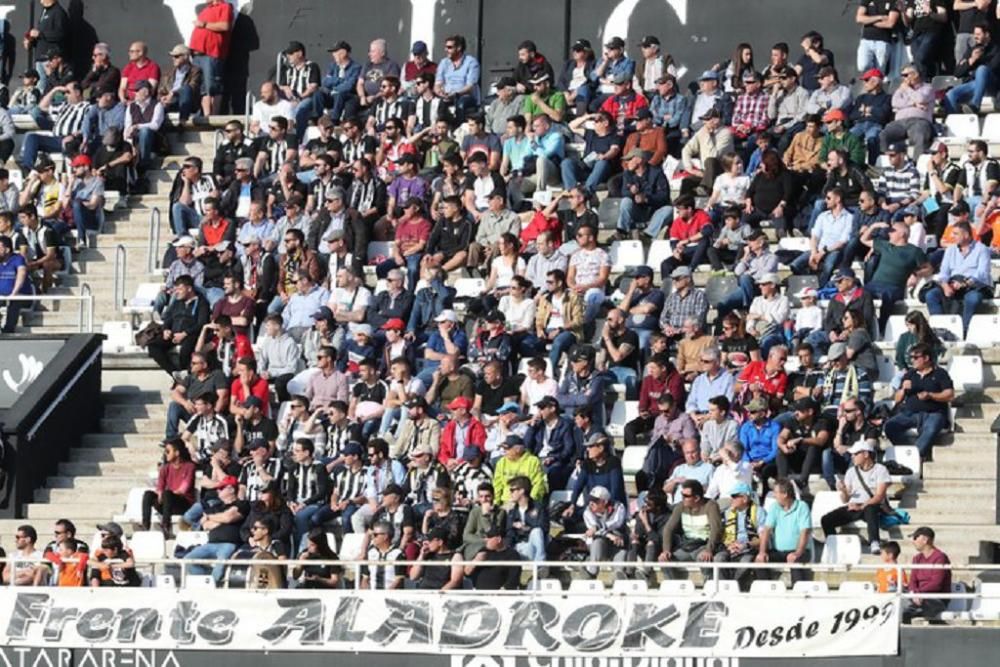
[124,81,165,170]
[790,187,852,286]
[805,66,852,117]
[19,81,89,170]
[740,397,780,489]
[768,68,809,153]
[683,70,732,133]
[681,108,734,196]
[880,65,935,157]
[183,476,248,583]
[944,23,1000,115]
[524,395,580,492]
[855,2,900,75]
[903,526,952,623]
[119,42,161,102]
[860,220,931,333]
[504,474,549,565]
[319,41,361,123]
[885,342,954,459]
[598,308,641,398]
[818,109,863,167]
[148,275,210,376]
[464,524,521,589]
[159,45,203,124]
[794,31,834,92]
[556,347,609,429]
[815,341,875,414]
[410,527,464,590]
[169,157,219,236]
[0,236,29,333]
[664,438,714,504]
[88,533,138,588]
[924,220,991,337]
[821,439,889,554]
[616,148,671,239]
[713,481,764,588]
[493,435,547,505]
[434,34,479,123]
[360,521,404,590]
[522,72,566,126]
[743,150,796,234]
[590,37,635,109]
[776,397,834,499]
[582,485,628,577]
[141,439,195,538]
[685,345,735,418]
[351,446,407,534]
[658,479,722,573]
[559,39,596,117]
[824,397,879,489]
[755,478,813,583]
[650,74,690,157]
[561,110,622,195]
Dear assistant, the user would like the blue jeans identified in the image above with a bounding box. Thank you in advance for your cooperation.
[171,202,201,236]
[294,504,325,551]
[716,274,755,319]
[857,39,890,74]
[789,248,843,288]
[821,447,851,490]
[560,157,613,193]
[376,254,422,292]
[514,527,547,562]
[944,65,997,113]
[183,502,204,529]
[884,411,947,458]
[192,55,222,97]
[583,287,607,322]
[134,128,158,168]
[864,281,905,335]
[165,84,199,121]
[549,330,577,380]
[20,133,64,170]
[294,94,322,143]
[184,542,238,583]
[924,284,983,337]
[609,366,638,400]
[644,206,675,240]
[449,93,478,124]
[618,197,658,233]
[849,121,883,165]
[323,90,359,123]
[71,201,101,245]
[910,31,941,79]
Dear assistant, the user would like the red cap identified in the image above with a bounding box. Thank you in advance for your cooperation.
[381,318,406,331]
[860,68,884,81]
[70,154,92,168]
[822,108,846,123]
[448,396,473,411]
[217,476,239,490]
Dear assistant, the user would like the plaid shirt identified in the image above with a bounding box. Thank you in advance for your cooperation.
[659,287,709,331]
[732,90,771,135]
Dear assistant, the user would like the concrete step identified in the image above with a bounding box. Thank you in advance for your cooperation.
[80,434,164,450]
[35,485,143,503]
[58,461,155,477]
[924,460,998,479]
[102,389,171,405]
[24,503,119,521]
[99,417,169,434]
[68,448,159,464]
[103,369,172,392]
[103,404,168,420]
[45,474,152,490]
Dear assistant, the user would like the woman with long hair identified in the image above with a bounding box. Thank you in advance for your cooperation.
[893,311,943,386]
[241,482,295,553]
[293,528,342,589]
[707,152,751,224]
[836,309,878,378]
[721,43,755,93]
[744,150,796,235]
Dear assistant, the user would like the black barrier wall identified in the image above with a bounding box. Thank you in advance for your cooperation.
[0,0,862,113]
[0,334,103,519]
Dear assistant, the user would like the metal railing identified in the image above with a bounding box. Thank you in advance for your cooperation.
[146,208,162,274]
[113,244,126,312]
[1,290,94,333]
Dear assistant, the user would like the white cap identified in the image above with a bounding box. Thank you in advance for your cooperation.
[172,236,197,248]
[848,440,875,455]
[435,309,458,323]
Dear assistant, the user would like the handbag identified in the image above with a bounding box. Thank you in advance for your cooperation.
[134,321,164,347]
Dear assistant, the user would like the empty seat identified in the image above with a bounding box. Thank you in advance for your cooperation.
[703,579,740,595]
[117,487,151,524]
[940,582,972,621]
[943,114,981,141]
[597,198,623,230]
[749,580,787,595]
[929,314,964,342]
[529,578,564,592]
[838,580,875,594]
[102,321,137,355]
[184,575,216,589]
[124,282,163,314]
[659,580,696,595]
[875,354,895,384]
[819,535,862,566]
[155,574,177,589]
[339,533,366,561]
[621,445,647,476]
[609,240,645,273]
[569,579,605,592]
[969,582,1000,621]
[606,401,638,437]
[612,579,648,593]
[966,314,1000,347]
[983,114,1000,141]
[792,581,829,594]
[883,445,921,481]
[454,278,486,299]
[946,355,984,392]
[882,315,908,345]
[778,237,811,254]
[646,240,673,278]
[705,276,737,307]
[129,531,166,561]
[811,491,842,534]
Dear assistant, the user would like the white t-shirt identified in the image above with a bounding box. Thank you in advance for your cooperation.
[491,255,526,291]
[712,173,750,206]
[794,304,824,331]
[547,293,566,330]
[251,99,296,136]
[522,377,558,415]
[329,286,372,333]
[498,294,535,332]
[569,247,610,286]
[846,463,890,504]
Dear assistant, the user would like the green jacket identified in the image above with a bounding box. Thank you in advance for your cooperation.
[819,130,864,166]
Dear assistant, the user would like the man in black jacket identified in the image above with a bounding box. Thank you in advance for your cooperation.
[148,274,210,375]
[214,120,256,189]
[285,438,330,552]
[944,23,1000,115]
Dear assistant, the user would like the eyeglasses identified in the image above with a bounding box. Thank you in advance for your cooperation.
[680,493,694,499]
[444,44,456,50]
[699,358,713,363]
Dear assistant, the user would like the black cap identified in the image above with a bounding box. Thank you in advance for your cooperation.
[242,395,263,409]
[484,524,505,538]
[792,397,819,413]
[501,434,525,448]
[571,39,592,52]
[631,265,654,278]
[328,41,351,53]
[484,309,506,323]
[383,483,404,497]
[639,35,660,48]
[535,396,560,410]
[342,441,364,457]
[604,36,625,50]
[570,346,595,363]
[635,108,653,120]
[405,396,429,410]
[284,41,306,55]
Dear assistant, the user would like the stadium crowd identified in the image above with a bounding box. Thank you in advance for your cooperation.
[0,0,983,620]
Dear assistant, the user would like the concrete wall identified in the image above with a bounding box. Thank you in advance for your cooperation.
[2,0,862,111]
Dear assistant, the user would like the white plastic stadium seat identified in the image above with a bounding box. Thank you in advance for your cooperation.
[612,579,648,593]
[943,114,981,142]
[778,237,811,253]
[530,579,563,592]
[569,579,605,592]
[116,487,151,524]
[838,581,875,594]
[749,580,787,595]
[102,321,139,355]
[606,401,638,437]
[646,240,673,276]
[929,314,964,342]
[659,580,696,595]
[966,314,1000,347]
[124,282,163,314]
[982,114,1000,141]
[811,491,842,534]
[792,581,829,594]
[155,574,176,589]
[184,575,216,589]
[609,240,645,273]
[882,315,907,345]
[819,535,862,566]
[883,445,921,482]
[946,355,983,392]
[338,532,366,561]
[969,582,1000,621]
[129,531,166,561]
[621,445,647,476]
[454,278,486,299]
[174,531,209,551]
[939,582,972,621]
[703,580,740,595]
[875,354,895,384]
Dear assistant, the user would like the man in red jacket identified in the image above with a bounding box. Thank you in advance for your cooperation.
[439,396,486,469]
[623,353,686,447]
[903,526,952,623]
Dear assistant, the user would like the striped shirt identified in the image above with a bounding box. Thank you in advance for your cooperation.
[261,138,291,177]
[281,61,321,100]
[331,465,366,502]
[411,96,442,131]
[958,158,1000,197]
[875,161,920,204]
[371,97,412,129]
[341,135,377,164]
[238,458,283,502]
[285,461,325,504]
[188,175,218,216]
[349,176,379,212]
[451,461,494,504]
[925,161,961,204]
[362,546,403,589]
[53,101,90,137]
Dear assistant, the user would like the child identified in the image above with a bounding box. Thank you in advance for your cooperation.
[785,287,823,348]
[875,540,909,593]
[644,330,670,367]
[337,324,377,377]
[707,207,753,273]
[44,538,88,587]
[8,70,41,114]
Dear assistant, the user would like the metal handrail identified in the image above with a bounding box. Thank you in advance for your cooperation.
[146,207,161,274]
[244,91,253,129]
[113,244,126,312]
[1,293,94,333]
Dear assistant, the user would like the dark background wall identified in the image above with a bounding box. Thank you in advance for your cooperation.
[2,0,862,111]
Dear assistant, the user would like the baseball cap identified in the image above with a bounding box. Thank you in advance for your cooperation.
[447,396,473,411]
[97,522,124,537]
[588,486,612,503]
[729,482,754,497]
[635,107,653,120]
[585,432,610,448]
[741,69,760,83]
[535,396,560,410]
[284,41,306,55]
[756,272,779,285]
[792,397,819,413]
[610,71,631,85]
[462,446,483,461]
[699,70,719,81]
[354,323,373,337]
[746,397,768,412]
[827,342,848,360]
[217,476,239,490]
[411,40,428,56]
[242,396,263,409]
[832,267,856,282]
[496,402,521,415]
[848,440,875,455]
[70,154,92,168]
[886,141,907,154]
[571,39,592,52]
[328,41,351,53]
[500,434,525,448]
[639,35,660,48]
[822,108,846,123]
[910,526,935,540]
[434,309,458,323]
[484,309,506,323]
[860,68,884,80]
[795,286,818,299]
[528,73,551,85]
[311,306,334,321]
[631,265,654,279]
[172,236,197,248]
[342,441,364,457]
[604,36,625,49]
[381,318,405,331]
[405,396,429,410]
[169,44,190,57]
[570,346,594,363]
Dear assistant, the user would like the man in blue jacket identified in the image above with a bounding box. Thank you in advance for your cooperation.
[739,397,781,496]
[556,347,609,429]
[406,266,455,341]
[616,148,671,238]
[321,41,361,123]
[848,69,892,165]
[524,396,583,492]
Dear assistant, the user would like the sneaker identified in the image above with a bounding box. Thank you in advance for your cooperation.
[960,103,979,115]
[870,540,881,555]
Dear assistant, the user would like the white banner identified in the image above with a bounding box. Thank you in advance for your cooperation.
[0,589,899,658]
